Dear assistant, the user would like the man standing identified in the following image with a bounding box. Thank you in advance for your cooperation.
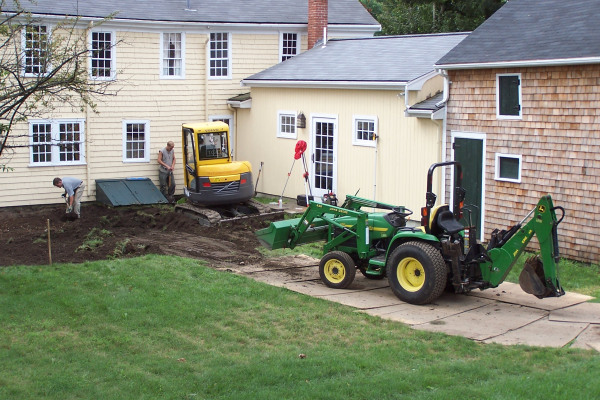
[53,177,85,218]
[158,141,176,202]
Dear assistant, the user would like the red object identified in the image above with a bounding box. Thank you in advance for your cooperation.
[294,140,307,160]
[203,182,211,187]
[303,171,309,179]
[240,179,247,184]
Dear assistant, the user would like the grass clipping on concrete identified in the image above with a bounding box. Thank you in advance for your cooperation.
[1,255,599,399]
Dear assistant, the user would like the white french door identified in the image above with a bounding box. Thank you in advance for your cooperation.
[310,116,338,199]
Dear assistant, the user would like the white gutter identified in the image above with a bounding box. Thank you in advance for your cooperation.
[437,56,600,70]
[435,68,449,108]
[241,80,407,91]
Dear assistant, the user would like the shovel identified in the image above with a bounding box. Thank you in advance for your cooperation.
[254,161,264,196]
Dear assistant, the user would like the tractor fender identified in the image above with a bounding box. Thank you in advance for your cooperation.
[385,230,441,265]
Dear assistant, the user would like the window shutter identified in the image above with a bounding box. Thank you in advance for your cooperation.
[499,75,520,116]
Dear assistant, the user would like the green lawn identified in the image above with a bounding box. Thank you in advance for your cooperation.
[1,255,599,399]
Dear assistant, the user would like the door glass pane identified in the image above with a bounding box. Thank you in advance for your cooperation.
[314,121,334,191]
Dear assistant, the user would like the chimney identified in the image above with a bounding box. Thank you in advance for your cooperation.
[308,0,328,49]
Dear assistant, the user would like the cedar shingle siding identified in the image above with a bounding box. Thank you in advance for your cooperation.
[447,65,600,263]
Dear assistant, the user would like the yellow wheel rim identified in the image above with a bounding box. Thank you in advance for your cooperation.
[396,257,425,292]
[324,259,346,284]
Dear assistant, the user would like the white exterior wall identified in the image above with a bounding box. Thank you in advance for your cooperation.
[236,86,444,214]
[0,27,307,207]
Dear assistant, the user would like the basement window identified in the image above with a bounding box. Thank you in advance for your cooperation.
[496,73,522,119]
[277,111,296,139]
[495,153,522,183]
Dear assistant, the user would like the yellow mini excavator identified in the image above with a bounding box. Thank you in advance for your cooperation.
[175,121,280,226]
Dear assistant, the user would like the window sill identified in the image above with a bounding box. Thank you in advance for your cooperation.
[123,159,150,163]
[496,115,522,121]
[277,134,297,140]
[495,177,521,184]
[160,75,186,80]
[29,162,87,168]
[208,76,232,81]
[352,141,376,148]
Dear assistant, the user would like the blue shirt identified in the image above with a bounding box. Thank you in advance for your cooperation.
[61,177,82,197]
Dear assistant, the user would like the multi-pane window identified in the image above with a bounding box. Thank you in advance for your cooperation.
[29,120,85,165]
[162,33,183,77]
[31,123,52,163]
[352,116,378,147]
[122,120,150,162]
[91,31,114,79]
[23,25,49,75]
[495,153,522,183]
[209,32,229,78]
[58,123,82,162]
[497,74,521,118]
[281,33,299,62]
[277,111,296,139]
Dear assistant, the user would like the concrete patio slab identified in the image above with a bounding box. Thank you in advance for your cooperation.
[415,302,548,341]
[570,324,600,351]
[365,293,493,325]
[467,282,592,310]
[550,302,600,324]
[318,287,400,309]
[484,317,589,348]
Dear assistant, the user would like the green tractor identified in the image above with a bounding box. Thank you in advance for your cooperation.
[255,162,565,305]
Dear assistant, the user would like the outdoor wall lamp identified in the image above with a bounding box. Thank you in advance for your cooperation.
[297,112,306,129]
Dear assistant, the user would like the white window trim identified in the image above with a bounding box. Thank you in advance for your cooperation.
[207,32,232,80]
[89,29,116,81]
[160,32,185,79]
[21,23,52,77]
[28,119,86,167]
[122,120,150,163]
[495,153,522,183]
[496,73,522,120]
[277,110,297,139]
[352,115,378,148]
[279,32,301,63]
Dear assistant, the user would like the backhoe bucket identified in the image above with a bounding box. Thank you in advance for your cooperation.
[519,256,554,299]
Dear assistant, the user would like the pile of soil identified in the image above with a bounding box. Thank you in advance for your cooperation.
[0,202,273,267]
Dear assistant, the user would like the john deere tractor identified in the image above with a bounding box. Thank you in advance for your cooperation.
[255,161,565,305]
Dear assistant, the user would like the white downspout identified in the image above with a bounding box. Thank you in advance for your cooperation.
[204,36,210,121]
[436,68,450,204]
[227,104,238,160]
[373,134,378,208]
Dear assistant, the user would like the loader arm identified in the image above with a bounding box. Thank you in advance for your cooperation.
[480,195,565,298]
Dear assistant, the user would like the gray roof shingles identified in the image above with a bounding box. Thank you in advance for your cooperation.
[13,0,378,25]
[437,0,600,66]
[244,33,467,83]
[409,92,443,111]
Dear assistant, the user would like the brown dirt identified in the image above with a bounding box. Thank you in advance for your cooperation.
[0,202,276,267]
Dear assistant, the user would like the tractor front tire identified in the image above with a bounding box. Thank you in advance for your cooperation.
[319,251,356,289]
[386,241,446,305]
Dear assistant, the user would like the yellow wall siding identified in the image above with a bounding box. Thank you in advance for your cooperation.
[236,86,443,213]
[0,29,300,207]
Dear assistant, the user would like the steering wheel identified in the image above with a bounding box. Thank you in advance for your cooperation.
[391,207,413,218]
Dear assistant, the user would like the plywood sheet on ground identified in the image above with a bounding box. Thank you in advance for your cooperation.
[415,303,548,341]
[244,266,319,287]
[365,293,493,325]
[318,288,400,309]
[484,317,588,348]
[550,302,600,324]
[570,324,600,351]
[283,277,388,297]
[467,282,592,310]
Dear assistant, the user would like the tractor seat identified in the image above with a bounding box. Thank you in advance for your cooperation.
[430,205,465,236]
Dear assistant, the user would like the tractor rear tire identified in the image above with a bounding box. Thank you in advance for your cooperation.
[386,241,446,305]
[319,251,356,289]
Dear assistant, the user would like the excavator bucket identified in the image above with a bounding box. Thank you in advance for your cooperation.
[519,256,554,299]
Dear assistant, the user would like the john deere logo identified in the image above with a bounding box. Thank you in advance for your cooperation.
[537,205,546,213]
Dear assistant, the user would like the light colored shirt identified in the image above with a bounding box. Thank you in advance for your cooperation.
[61,177,82,197]
[159,147,174,173]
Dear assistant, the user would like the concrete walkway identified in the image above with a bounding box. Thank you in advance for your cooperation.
[221,255,600,351]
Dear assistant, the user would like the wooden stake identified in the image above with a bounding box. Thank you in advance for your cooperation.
[47,219,52,265]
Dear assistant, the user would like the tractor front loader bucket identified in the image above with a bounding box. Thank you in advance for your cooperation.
[255,216,329,250]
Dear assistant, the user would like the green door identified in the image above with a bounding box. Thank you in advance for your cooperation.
[453,138,483,235]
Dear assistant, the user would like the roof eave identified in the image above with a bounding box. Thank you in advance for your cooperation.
[240,80,407,90]
[436,56,600,70]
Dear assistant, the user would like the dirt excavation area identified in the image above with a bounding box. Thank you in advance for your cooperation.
[0,202,279,267]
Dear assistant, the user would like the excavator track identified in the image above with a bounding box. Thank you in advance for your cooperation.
[175,202,222,227]
[175,199,284,227]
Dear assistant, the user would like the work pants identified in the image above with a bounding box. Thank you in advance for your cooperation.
[159,170,176,201]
